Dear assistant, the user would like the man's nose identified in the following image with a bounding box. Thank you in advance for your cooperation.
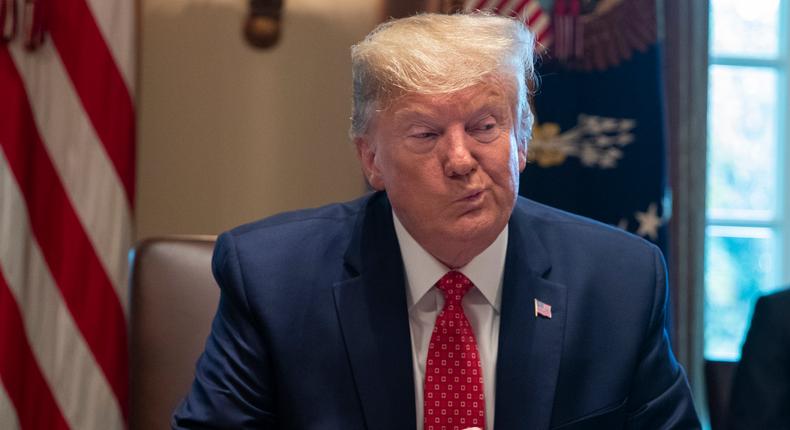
[443,127,477,178]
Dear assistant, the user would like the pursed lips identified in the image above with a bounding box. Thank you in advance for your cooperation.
[459,189,485,202]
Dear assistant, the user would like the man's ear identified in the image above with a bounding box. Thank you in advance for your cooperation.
[517,138,528,173]
[354,136,385,190]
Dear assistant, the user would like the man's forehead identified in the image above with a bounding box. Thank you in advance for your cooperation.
[388,85,511,119]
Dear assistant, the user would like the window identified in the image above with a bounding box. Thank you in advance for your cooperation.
[705,0,790,360]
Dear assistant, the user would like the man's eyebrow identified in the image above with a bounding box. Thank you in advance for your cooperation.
[395,102,504,118]
[391,106,436,120]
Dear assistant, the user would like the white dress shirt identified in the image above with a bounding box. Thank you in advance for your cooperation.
[392,213,507,430]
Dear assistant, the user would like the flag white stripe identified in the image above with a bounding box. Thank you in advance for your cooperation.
[522,0,540,18]
[2,3,13,38]
[82,0,135,94]
[0,150,125,430]
[527,13,550,35]
[9,41,133,314]
[0,382,21,430]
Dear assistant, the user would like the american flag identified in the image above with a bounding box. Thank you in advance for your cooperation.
[535,299,552,319]
[0,0,134,428]
[463,0,552,48]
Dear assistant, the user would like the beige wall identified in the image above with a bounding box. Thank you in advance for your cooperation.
[136,0,382,240]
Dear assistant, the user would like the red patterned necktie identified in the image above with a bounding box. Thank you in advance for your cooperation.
[423,271,486,430]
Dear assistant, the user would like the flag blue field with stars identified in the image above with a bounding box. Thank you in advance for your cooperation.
[519,0,667,252]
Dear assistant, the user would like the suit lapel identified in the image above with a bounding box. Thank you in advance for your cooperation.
[494,205,568,430]
[333,193,416,430]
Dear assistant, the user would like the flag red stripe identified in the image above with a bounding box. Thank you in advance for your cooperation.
[494,0,510,12]
[527,7,543,26]
[537,26,551,45]
[0,46,129,420]
[0,271,71,430]
[47,0,135,207]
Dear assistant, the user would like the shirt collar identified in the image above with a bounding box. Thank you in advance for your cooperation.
[392,211,507,312]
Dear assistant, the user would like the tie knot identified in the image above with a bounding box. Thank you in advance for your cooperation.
[436,271,474,304]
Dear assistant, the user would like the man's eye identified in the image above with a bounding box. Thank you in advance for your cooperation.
[411,132,438,139]
[479,123,496,131]
[470,120,500,142]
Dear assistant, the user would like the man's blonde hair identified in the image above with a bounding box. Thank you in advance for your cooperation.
[350,13,536,143]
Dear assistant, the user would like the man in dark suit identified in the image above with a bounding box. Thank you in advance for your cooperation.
[173,13,699,429]
[730,288,790,429]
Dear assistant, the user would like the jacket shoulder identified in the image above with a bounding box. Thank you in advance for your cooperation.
[213,194,372,280]
[229,194,369,238]
[758,288,790,309]
[514,197,659,254]
[753,288,790,332]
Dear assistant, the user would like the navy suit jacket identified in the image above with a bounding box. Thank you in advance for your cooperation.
[172,192,699,429]
[729,288,790,429]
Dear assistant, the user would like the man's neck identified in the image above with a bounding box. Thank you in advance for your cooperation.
[393,211,508,312]
[391,211,505,269]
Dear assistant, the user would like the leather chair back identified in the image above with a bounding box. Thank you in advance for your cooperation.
[705,359,738,430]
[129,236,218,430]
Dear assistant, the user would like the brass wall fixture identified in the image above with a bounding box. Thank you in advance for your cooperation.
[244,0,283,49]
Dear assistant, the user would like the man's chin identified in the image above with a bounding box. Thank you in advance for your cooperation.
[445,217,502,243]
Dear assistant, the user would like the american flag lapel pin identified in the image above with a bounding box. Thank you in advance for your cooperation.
[534,298,552,319]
